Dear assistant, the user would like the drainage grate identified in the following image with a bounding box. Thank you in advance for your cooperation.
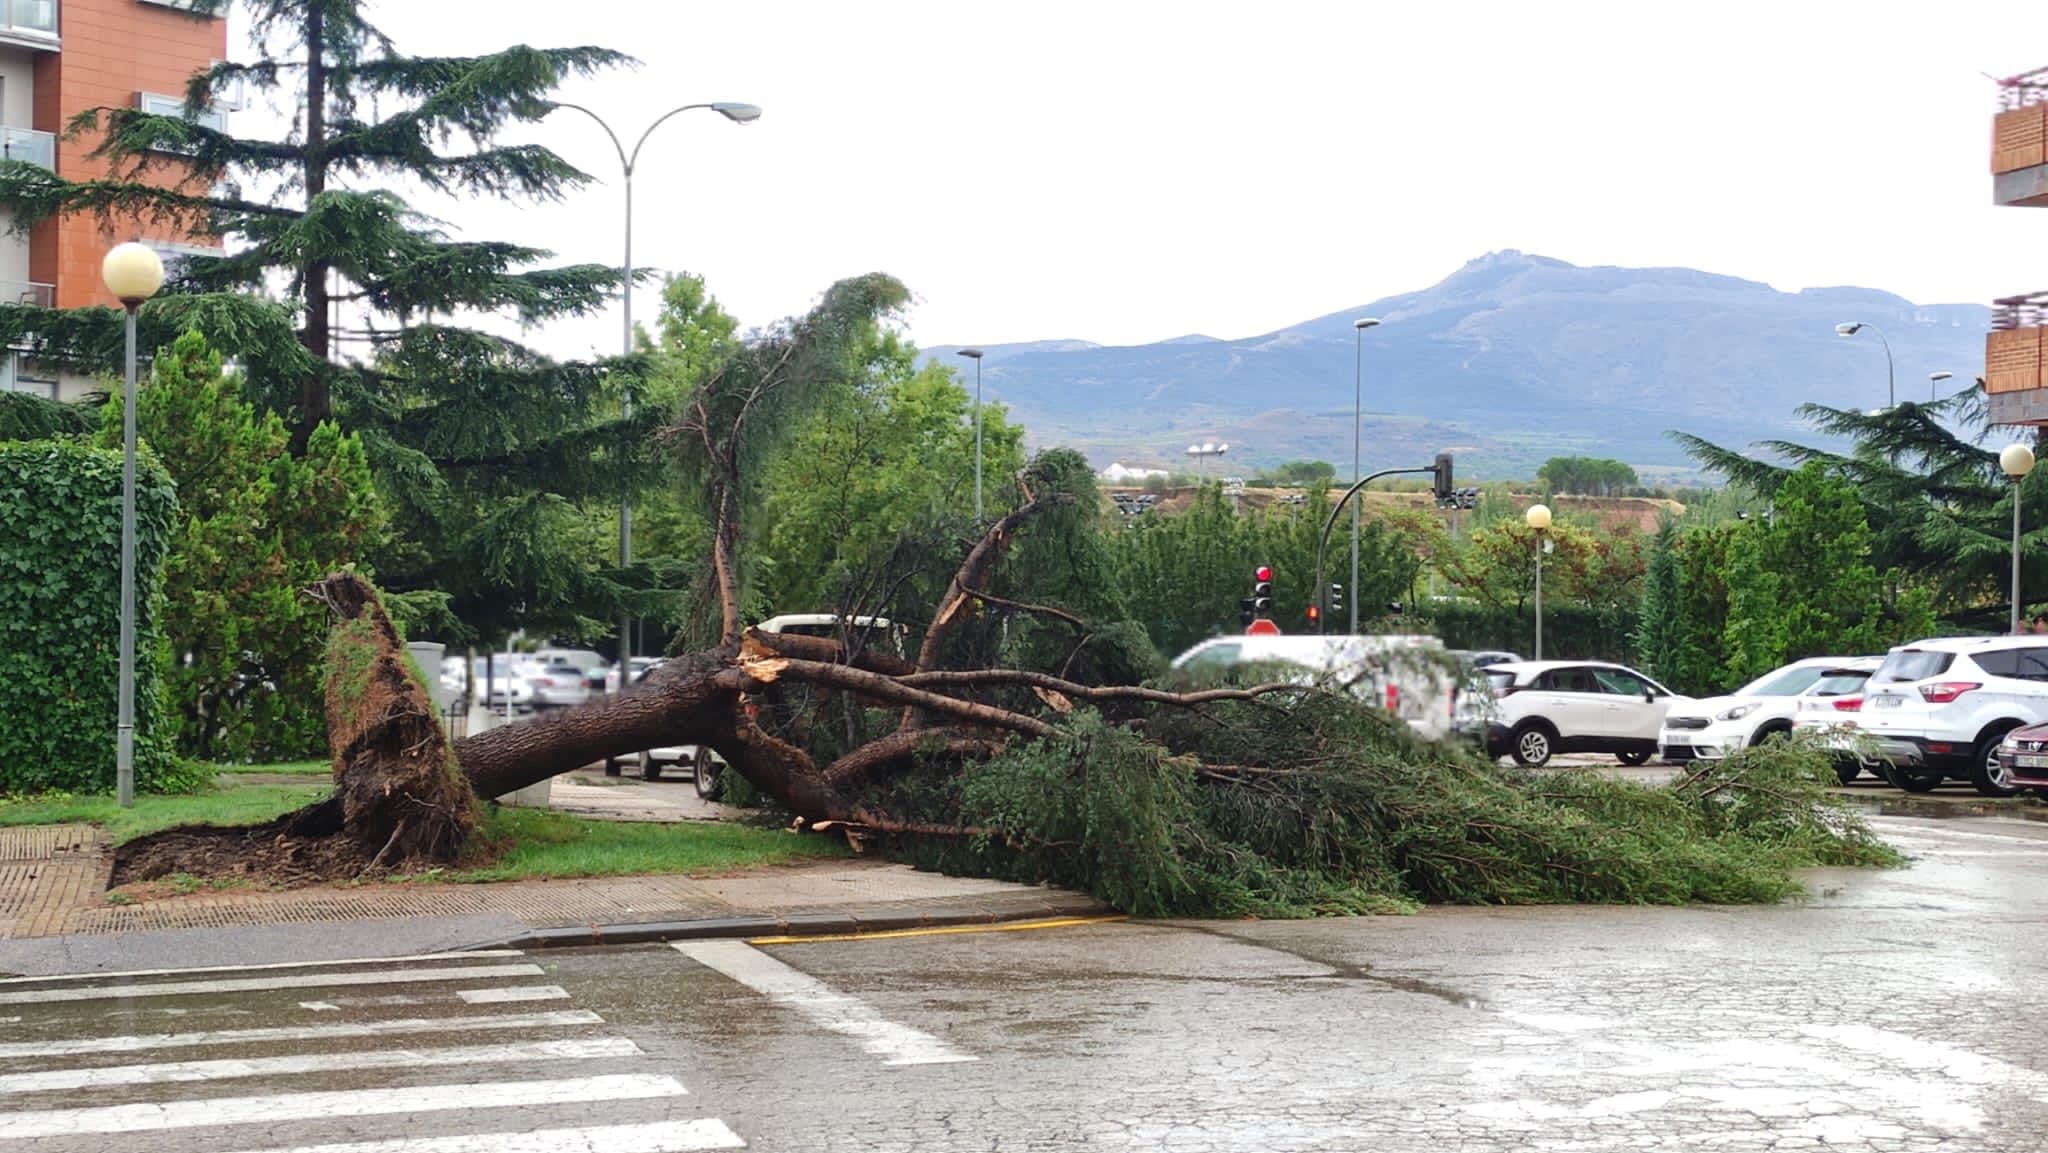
[0,826,101,863]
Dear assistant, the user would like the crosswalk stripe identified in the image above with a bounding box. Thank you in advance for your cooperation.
[457,986,569,1004]
[674,940,974,1066]
[213,1118,746,1153]
[0,951,526,986]
[0,1036,641,1095]
[0,1009,605,1060]
[0,1072,688,1139]
[0,963,545,1005]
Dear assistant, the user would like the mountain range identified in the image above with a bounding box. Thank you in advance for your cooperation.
[921,251,1990,482]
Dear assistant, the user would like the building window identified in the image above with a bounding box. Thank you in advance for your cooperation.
[137,92,230,151]
[137,0,221,15]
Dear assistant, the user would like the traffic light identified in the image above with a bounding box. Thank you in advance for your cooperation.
[1251,565,1273,618]
[1305,603,1320,625]
[1433,452,1454,505]
[1329,582,1345,619]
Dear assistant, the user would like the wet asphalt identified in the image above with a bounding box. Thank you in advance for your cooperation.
[5,810,2048,1151]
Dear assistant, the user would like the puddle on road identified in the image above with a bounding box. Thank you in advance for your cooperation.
[1838,794,2048,823]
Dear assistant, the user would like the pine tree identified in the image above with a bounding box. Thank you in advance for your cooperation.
[0,0,638,646]
[1635,517,1680,683]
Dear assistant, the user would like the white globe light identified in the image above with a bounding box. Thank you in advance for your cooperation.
[2001,443,2037,479]
[101,242,165,304]
[1524,503,1553,531]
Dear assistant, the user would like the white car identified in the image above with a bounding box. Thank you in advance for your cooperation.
[1789,662,1888,782]
[1170,633,1457,741]
[1835,637,2048,796]
[1658,656,1880,766]
[1480,660,1689,767]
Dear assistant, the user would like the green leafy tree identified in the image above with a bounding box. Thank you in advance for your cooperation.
[1635,518,1681,683]
[0,0,638,648]
[1254,459,1337,487]
[97,330,381,760]
[1538,456,1640,496]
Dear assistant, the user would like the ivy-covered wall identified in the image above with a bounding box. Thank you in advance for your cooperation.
[0,440,178,794]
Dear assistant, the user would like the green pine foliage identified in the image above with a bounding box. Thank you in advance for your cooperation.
[893,700,1897,918]
[0,391,96,441]
[0,441,182,794]
[95,331,382,761]
[1634,517,1681,682]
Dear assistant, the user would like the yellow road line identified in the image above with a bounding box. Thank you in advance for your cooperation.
[748,914,1125,946]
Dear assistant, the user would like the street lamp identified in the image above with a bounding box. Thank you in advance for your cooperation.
[957,348,985,521]
[1930,370,1954,402]
[1835,321,1895,410]
[2003,443,2036,635]
[548,99,760,675]
[1350,317,1381,634]
[1525,503,1552,661]
[1185,442,1228,479]
[102,241,165,809]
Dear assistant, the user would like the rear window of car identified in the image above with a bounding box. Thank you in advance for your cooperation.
[1738,665,1828,697]
[1486,670,1518,694]
[1873,650,1955,684]
[1808,671,1871,697]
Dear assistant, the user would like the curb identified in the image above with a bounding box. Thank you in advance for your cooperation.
[487,892,1112,951]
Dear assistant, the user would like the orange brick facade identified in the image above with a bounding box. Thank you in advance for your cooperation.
[30,0,226,309]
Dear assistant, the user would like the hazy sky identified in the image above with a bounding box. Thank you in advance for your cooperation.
[257,1,2048,358]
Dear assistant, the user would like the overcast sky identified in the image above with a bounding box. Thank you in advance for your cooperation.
[268,1,2048,358]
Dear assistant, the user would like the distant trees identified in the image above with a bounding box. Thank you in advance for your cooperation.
[1538,456,1639,496]
[1254,459,1337,487]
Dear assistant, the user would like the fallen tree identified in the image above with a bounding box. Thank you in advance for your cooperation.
[124,273,1902,911]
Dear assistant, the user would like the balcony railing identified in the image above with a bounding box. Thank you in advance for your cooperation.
[0,126,54,171]
[1987,293,2048,424]
[0,0,56,39]
[0,280,53,309]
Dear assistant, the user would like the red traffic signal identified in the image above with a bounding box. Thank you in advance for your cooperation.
[1254,565,1273,583]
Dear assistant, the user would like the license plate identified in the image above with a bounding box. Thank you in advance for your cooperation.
[1868,694,1903,709]
[2019,754,2048,769]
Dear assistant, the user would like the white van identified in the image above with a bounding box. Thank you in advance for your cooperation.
[1170,634,1458,741]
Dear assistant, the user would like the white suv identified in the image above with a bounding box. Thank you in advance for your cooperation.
[1481,661,1689,767]
[1846,637,2048,795]
[1657,656,1880,767]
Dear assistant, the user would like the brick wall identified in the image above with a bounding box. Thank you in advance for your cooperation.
[30,0,226,308]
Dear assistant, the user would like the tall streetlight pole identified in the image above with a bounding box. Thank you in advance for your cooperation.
[1350,317,1381,635]
[1930,370,1954,403]
[101,242,166,809]
[2004,444,2036,635]
[957,348,985,521]
[1525,503,1552,661]
[1835,321,1894,410]
[549,99,761,674]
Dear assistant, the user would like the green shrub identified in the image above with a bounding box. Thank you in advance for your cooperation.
[0,440,178,794]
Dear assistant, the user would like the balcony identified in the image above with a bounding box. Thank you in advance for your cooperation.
[0,280,52,309]
[1994,68,2048,205]
[0,127,54,172]
[1986,293,2048,425]
[0,0,56,48]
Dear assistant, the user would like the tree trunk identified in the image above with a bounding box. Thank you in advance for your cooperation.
[292,1,331,454]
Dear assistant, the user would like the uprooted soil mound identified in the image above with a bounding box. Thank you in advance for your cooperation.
[108,797,376,889]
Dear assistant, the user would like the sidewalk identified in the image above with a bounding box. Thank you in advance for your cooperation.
[0,771,1105,969]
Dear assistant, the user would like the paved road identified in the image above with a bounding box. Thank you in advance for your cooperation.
[4,812,2047,1151]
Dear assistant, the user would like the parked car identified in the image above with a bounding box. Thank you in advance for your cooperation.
[1788,662,1888,782]
[1480,660,1689,767]
[1657,656,1880,770]
[534,648,608,694]
[1996,720,2048,800]
[1170,633,1458,741]
[528,660,591,709]
[1447,650,1524,739]
[605,656,664,694]
[1840,637,2048,795]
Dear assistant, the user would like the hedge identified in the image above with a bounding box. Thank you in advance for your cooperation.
[0,439,178,794]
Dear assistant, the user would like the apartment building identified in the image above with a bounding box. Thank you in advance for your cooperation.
[0,0,228,399]
[1989,67,2048,425]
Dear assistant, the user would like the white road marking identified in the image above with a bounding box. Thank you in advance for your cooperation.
[0,1072,687,1139]
[298,1002,339,1012]
[213,1119,745,1153]
[458,985,569,1004]
[673,940,974,1066]
[0,963,544,1005]
[0,950,525,986]
[0,1009,604,1059]
[0,1037,641,1094]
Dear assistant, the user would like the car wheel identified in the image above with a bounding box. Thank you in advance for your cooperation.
[639,750,661,781]
[693,747,724,801]
[1885,764,1944,793]
[2032,788,2048,803]
[1833,762,1861,785]
[1750,724,1792,748]
[603,756,622,777]
[1970,732,2020,797]
[1511,723,1554,768]
[1616,750,1652,766]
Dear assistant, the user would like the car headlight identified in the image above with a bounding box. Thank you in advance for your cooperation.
[1716,703,1761,722]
